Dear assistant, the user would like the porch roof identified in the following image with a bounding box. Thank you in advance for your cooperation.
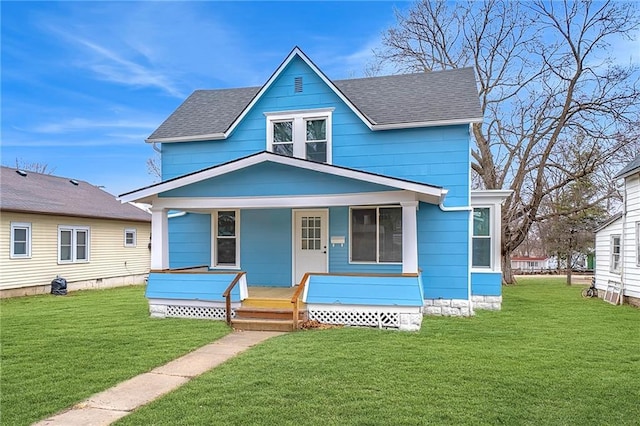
[119,151,448,206]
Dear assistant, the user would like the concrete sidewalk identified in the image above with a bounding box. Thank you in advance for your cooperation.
[34,331,284,426]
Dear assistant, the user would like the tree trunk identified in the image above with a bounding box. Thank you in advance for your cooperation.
[502,251,517,285]
[566,248,573,286]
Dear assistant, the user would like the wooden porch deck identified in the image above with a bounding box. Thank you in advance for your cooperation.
[247,286,298,299]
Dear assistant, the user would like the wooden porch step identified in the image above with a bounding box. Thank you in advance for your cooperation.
[242,297,299,309]
[235,307,307,321]
[231,318,301,332]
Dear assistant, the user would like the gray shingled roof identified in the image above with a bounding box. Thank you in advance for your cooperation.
[615,153,640,178]
[0,167,150,222]
[147,67,481,141]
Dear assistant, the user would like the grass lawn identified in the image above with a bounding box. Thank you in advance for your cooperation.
[117,278,639,425]
[0,285,231,425]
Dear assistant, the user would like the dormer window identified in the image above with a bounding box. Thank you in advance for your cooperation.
[265,108,333,163]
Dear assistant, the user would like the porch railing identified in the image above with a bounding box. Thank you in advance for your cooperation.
[291,273,310,329]
[222,272,248,326]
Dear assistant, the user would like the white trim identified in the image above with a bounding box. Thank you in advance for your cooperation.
[57,225,90,264]
[371,116,483,131]
[401,201,419,273]
[211,210,241,270]
[226,48,374,136]
[152,191,418,211]
[471,206,494,270]
[119,152,445,204]
[636,221,640,267]
[124,228,137,247]
[151,207,169,270]
[610,234,621,274]
[265,108,334,164]
[10,222,32,259]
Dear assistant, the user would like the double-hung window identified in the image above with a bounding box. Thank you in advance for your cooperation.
[124,229,137,247]
[58,226,89,263]
[266,109,333,163]
[610,234,621,273]
[10,222,32,258]
[472,207,492,268]
[350,207,402,263]
[213,210,240,268]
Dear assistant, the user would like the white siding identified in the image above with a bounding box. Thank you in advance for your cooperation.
[622,174,640,298]
[1,212,151,290]
[595,172,640,299]
[595,218,623,291]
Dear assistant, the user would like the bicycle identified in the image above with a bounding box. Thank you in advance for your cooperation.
[582,278,598,298]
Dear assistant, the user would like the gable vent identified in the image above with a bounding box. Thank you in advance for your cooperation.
[294,76,303,93]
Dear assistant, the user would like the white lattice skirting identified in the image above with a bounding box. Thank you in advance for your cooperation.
[148,299,237,320]
[307,304,423,331]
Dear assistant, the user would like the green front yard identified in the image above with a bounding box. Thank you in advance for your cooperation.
[2,279,638,425]
[0,286,230,425]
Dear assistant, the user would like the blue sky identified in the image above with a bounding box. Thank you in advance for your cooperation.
[1,1,403,196]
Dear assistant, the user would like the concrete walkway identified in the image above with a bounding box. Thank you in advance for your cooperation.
[34,331,284,426]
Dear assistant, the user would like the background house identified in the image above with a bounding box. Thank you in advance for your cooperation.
[121,47,510,330]
[511,256,551,273]
[1,167,151,298]
[594,154,640,307]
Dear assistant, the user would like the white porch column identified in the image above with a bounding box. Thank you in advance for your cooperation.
[150,207,169,270]
[401,201,419,274]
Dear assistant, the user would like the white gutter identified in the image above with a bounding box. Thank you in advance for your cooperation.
[439,200,474,315]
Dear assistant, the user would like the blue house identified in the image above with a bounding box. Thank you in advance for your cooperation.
[120,47,510,331]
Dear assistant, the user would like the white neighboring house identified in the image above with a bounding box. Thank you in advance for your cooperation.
[511,256,550,273]
[594,154,640,307]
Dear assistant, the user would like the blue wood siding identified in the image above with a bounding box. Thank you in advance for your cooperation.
[160,56,470,207]
[240,209,291,286]
[419,203,470,300]
[146,272,241,302]
[168,213,211,269]
[159,54,474,298]
[471,272,502,296]
[160,162,395,198]
[305,274,423,306]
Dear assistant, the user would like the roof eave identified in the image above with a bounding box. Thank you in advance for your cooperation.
[146,133,226,143]
[372,117,483,131]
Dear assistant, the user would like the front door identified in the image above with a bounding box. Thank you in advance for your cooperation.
[293,210,328,285]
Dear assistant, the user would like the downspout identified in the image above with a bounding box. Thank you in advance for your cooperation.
[152,142,162,153]
[619,179,627,305]
[439,198,474,315]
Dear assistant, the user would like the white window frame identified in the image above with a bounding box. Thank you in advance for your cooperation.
[636,222,640,267]
[471,206,494,270]
[124,228,137,247]
[211,210,240,269]
[265,108,333,164]
[349,206,403,264]
[10,222,32,259]
[58,225,90,264]
[610,234,621,273]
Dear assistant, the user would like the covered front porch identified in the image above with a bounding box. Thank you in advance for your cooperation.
[120,152,449,331]
[145,268,424,331]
